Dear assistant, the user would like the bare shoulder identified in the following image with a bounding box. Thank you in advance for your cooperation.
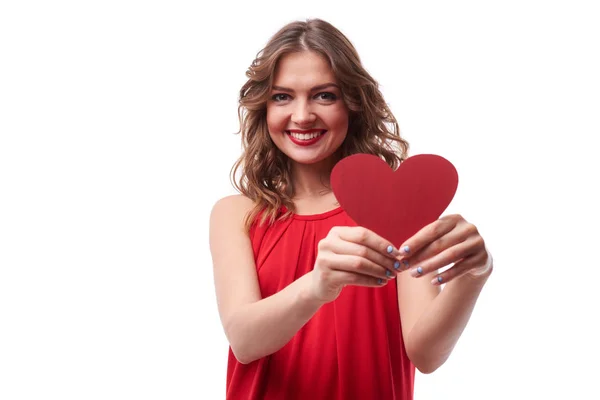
[210,194,255,233]
[211,194,254,221]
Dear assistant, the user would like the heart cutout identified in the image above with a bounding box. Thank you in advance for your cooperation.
[331,154,458,247]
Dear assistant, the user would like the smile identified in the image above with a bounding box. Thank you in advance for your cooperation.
[286,130,327,146]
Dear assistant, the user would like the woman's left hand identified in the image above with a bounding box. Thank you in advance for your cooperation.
[396,214,493,285]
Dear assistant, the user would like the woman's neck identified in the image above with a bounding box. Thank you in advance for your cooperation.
[288,156,340,214]
[290,156,337,199]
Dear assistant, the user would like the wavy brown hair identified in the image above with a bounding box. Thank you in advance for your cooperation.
[231,18,409,231]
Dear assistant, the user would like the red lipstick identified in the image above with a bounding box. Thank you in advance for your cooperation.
[286,129,327,146]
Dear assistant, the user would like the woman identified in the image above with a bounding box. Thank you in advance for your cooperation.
[209,18,493,400]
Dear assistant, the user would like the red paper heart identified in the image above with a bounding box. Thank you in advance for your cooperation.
[331,154,458,247]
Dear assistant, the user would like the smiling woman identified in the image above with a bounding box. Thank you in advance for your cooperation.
[209,18,493,400]
[230,20,408,230]
[266,52,349,166]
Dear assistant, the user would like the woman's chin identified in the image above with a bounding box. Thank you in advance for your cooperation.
[285,152,339,167]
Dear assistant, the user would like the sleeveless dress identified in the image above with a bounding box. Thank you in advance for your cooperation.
[225,206,415,399]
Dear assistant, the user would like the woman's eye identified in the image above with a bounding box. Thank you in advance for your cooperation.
[315,92,337,101]
[272,93,290,102]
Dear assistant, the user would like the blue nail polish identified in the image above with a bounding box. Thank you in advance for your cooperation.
[394,261,400,270]
[403,260,409,268]
[437,276,443,283]
[386,270,392,277]
[387,245,393,254]
[403,245,410,254]
[417,266,423,275]
[377,278,384,285]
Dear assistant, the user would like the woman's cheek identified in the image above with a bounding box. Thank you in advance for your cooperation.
[266,108,286,132]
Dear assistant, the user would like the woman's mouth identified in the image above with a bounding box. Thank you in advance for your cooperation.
[286,129,327,146]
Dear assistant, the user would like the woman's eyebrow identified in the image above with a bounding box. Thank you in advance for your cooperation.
[271,83,340,92]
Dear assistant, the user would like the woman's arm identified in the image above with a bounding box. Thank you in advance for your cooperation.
[210,195,325,364]
[396,214,493,373]
[397,265,492,373]
[211,196,402,364]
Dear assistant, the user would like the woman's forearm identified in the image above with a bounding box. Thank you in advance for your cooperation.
[406,268,492,373]
[224,272,324,364]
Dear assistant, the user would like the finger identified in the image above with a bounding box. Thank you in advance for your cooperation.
[428,252,488,285]
[403,222,471,267]
[327,239,403,276]
[408,235,483,278]
[332,253,397,281]
[333,226,402,259]
[396,216,458,260]
[334,270,392,288]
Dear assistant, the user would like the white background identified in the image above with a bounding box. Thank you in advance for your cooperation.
[1,1,599,399]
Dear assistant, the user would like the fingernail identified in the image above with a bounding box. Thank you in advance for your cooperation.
[386,245,394,254]
[399,245,410,255]
[386,270,393,278]
[402,260,410,269]
[431,276,443,285]
[394,260,401,270]
[411,266,423,277]
[377,278,384,285]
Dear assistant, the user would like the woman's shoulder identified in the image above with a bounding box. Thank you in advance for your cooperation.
[212,194,254,212]
[210,194,255,224]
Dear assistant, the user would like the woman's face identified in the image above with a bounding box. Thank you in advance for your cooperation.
[266,51,349,166]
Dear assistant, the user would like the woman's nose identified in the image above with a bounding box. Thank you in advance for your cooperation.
[290,101,316,125]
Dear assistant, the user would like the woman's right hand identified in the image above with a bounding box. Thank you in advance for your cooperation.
[309,226,407,304]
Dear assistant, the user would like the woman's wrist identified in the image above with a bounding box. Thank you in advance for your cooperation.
[297,272,329,309]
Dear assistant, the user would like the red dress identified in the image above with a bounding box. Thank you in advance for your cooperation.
[226,206,415,399]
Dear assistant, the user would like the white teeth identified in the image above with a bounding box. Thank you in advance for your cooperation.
[288,131,325,140]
